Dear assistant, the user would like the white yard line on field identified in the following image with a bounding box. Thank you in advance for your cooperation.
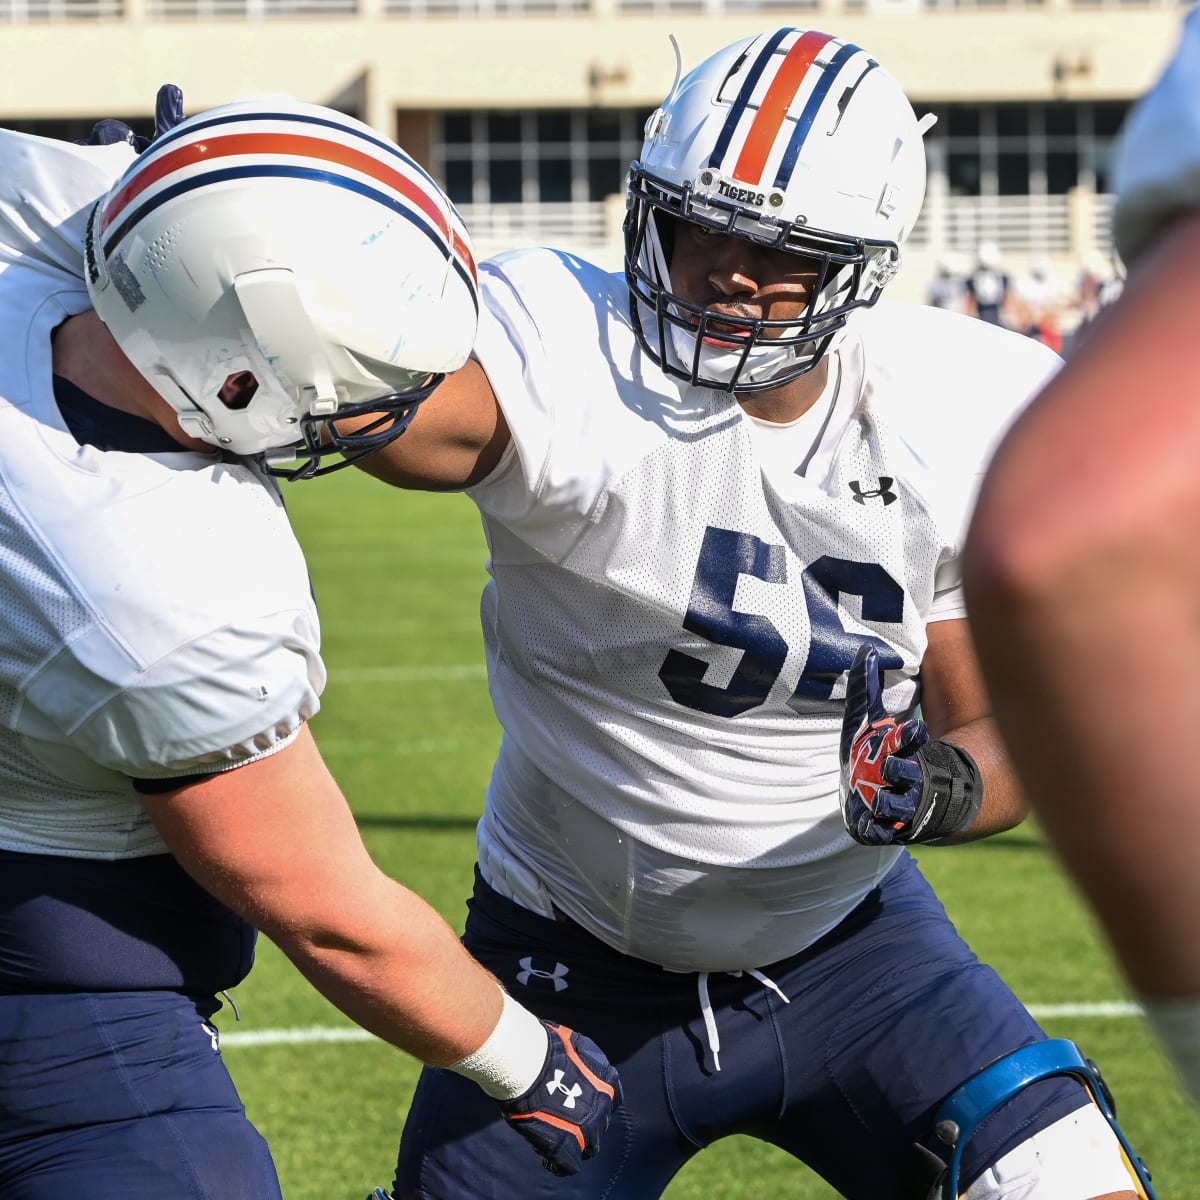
[1027,1002,1143,1019]
[221,1026,377,1047]
[218,1004,1144,1048]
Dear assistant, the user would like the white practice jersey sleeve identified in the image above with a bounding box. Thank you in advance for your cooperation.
[0,130,324,860]
[1112,7,1200,266]
[466,247,1059,972]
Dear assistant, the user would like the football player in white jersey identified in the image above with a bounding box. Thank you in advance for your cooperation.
[965,8,1200,1111]
[0,95,620,1199]
[341,27,1155,1200]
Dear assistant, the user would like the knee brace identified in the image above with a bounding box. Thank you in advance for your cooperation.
[913,1039,1157,1200]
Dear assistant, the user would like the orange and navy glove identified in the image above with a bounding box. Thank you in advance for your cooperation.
[500,1022,622,1177]
[840,644,982,845]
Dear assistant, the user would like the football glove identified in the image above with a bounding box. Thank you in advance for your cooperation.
[840,644,982,846]
[500,1022,623,1177]
[77,83,185,151]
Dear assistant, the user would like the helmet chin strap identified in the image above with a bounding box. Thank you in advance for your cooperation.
[667,325,800,389]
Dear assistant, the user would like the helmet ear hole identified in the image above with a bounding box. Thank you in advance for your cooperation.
[218,370,259,411]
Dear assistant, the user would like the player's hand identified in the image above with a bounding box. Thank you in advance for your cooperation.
[77,84,185,151]
[839,643,931,845]
[499,1022,622,1177]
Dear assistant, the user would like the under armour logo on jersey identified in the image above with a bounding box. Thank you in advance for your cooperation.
[849,477,897,505]
[516,957,570,991]
[545,1070,584,1108]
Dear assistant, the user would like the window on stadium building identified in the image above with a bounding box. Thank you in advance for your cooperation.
[435,98,1130,208]
[437,107,653,205]
[918,98,1131,196]
[430,97,1132,258]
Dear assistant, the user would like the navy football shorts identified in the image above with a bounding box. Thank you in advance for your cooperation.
[0,990,282,1200]
[394,853,1087,1200]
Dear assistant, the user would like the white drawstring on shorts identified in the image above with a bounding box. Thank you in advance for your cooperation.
[696,969,790,1072]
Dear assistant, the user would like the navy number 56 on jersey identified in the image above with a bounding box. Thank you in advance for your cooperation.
[659,525,905,717]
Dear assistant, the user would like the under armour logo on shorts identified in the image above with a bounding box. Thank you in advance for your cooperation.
[516,956,570,991]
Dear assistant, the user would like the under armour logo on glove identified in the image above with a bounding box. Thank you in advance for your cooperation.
[840,643,930,845]
[501,1023,622,1177]
[545,1070,584,1107]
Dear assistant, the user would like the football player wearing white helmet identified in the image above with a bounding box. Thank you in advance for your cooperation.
[625,29,927,393]
[339,27,1151,1200]
[0,95,619,1199]
[965,5,1200,1114]
[83,93,479,477]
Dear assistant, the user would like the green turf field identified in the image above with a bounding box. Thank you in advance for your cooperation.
[225,468,1199,1199]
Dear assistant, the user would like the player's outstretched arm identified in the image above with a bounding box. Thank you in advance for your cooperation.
[344,356,514,493]
[138,724,621,1172]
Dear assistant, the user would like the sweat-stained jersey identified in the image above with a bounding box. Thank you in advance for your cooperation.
[0,131,324,861]
[1113,6,1200,267]
[467,247,1060,973]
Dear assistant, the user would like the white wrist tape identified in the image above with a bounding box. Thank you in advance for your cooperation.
[1141,995,1200,1106]
[447,988,550,1101]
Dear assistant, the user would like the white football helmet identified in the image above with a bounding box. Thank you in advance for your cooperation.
[85,95,478,477]
[625,28,930,393]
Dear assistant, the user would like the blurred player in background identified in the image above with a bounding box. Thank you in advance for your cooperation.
[1009,255,1064,354]
[342,27,1154,1200]
[964,240,1012,327]
[925,252,968,314]
[964,8,1200,1109]
[0,94,618,1200]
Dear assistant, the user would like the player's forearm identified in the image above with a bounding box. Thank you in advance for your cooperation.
[968,453,1200,994]
[257,872,508,1066]
[936,716,1027,843]
[985,579,1200,999]
[965,346,1200,995]
[141,733,535,1066]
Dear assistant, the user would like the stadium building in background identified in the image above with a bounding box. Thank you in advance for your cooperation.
[0,0,1184,300]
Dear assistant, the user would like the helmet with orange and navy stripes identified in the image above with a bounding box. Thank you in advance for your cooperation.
[624,29,931,393]
[85,95,478,478]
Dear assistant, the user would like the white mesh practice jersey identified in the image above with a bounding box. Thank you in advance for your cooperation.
[468,247,1060,972]
[0,131,324,860]
[1113,7,1200,266]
